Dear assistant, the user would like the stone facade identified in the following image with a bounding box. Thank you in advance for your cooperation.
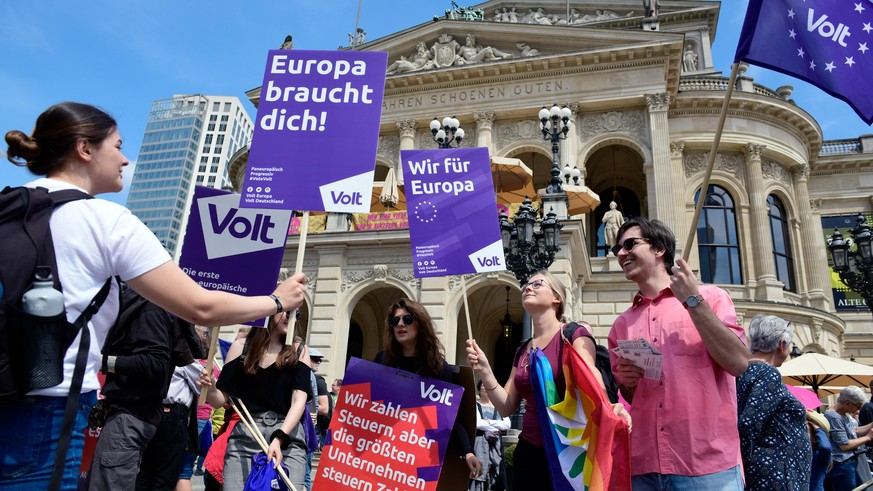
[229,0,873,384]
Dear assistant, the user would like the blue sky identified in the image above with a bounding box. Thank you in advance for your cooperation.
[2,0,871,205]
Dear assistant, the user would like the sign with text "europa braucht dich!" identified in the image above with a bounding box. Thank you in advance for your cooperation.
[240,49,388,212]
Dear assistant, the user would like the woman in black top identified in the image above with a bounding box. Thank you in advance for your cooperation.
[374,298,482,480]
[199,311,311,490]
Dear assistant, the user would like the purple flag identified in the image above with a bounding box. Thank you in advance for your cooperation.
[736,0,873,124]
[402,147,505,278]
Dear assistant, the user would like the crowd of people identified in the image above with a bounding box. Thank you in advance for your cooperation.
[4,101,873,491]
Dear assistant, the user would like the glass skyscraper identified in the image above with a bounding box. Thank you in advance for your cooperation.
[126,94,254,257]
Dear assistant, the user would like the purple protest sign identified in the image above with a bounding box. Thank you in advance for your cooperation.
[240,49,388,212]
[402,147,505,278]
[178,186,292,327]
[313,358,464,491]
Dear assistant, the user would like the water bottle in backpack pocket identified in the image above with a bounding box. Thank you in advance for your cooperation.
[6,267,73,392]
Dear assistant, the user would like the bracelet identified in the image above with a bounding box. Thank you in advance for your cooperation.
[269,294,284,314]
[270,429,291,450]
[484,383,499,391]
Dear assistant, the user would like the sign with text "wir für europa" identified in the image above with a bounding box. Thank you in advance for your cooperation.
[402,147,505,278]
[240,49,387,212]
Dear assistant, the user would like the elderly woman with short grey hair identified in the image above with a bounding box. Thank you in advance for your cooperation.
[736,314,812,490]
[825,386,873,490]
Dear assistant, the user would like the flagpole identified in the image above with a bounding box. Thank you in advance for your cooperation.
[197,326,221,406]
[287,210,310,346]
[461,276,473,342]
[681,62,741,262]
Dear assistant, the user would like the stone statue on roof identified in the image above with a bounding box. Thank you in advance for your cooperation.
[643,0,660,19]
[280,35,293,50]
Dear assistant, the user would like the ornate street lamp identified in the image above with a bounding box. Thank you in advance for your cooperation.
[539,104,573,194]
[430,116,464,148]
[562,164,581,185]
[826,214,873,316]
[501,286,513,338]
[499,197,564,285]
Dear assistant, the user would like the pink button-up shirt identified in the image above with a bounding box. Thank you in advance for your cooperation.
[608,285,746,477]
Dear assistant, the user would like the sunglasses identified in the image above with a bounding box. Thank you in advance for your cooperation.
[611,237,649,256]
[521,279,550,292]
[388,314,415,327]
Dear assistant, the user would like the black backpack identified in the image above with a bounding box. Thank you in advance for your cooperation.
[516,322,619,404]
[0,186,111,490]
[317,375,333,432]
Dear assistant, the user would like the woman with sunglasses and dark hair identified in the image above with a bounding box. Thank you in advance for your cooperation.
[375,298,483,481]
[466,270,630,490]
[198,311,312,490]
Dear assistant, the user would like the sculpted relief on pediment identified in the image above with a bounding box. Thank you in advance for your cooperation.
[488,6,635,25]
[387,34,540,75]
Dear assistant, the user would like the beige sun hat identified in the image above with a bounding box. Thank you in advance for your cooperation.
[806,410,830,433]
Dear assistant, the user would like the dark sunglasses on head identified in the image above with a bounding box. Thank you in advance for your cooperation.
[389,314,415,327]
[611,237,649,256]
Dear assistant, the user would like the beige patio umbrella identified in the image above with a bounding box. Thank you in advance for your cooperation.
[371,168,406,212]
[491,156,535,207]
[537,184,601,216]
[778,352,873,395]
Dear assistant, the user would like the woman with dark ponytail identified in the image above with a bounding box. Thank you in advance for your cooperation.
[1,102,307,489]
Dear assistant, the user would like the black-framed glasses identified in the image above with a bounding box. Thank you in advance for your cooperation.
[389,314,415,327]
[521,279,550,292]
[611,237,649,256]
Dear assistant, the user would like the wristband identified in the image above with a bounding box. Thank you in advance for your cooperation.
[269,294,284,314]
[270,429,291,450]
[484,383,499,391]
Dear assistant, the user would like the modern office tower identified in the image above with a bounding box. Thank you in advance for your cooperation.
[126,94,254,257]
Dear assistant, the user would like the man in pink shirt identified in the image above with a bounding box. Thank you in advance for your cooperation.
[608,217,748,490]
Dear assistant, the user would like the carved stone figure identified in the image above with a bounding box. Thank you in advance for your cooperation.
[507,7,518,22]
[280,35,293,50]
[517,42,540,58]
[386,41,434,75]
[643,0,660,18]
[348,28,366,48]
[683,46,699,72]
[603,201,625,251]
[531,8,552,25]
[458,34,513,65]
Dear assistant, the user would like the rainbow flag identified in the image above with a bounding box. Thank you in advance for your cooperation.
[529,340,630,490]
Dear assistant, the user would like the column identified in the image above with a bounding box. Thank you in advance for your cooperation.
[645,93,680,232]
[794,167,832,310]
[699,27,713,69]
[669,140,688,254]
[743,144,783,299]
[395,119,417,183]
[473,110,495,154]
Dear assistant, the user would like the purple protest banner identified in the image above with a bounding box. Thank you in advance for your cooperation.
[313,357,464,491]
[240,49,388,211]
[402,147,505,278]
[178,186,293,327]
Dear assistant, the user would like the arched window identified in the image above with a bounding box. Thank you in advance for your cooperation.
[695,185,743,284]
[768,195,796,292]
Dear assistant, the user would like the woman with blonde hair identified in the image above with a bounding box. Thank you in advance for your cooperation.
[466,270,630,490]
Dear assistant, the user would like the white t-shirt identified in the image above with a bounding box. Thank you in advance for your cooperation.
[25,178,171,396]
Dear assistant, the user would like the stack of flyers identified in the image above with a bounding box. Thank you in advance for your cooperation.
[612,338,662,380]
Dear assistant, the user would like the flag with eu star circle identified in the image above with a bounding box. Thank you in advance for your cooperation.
[736,0,873,124]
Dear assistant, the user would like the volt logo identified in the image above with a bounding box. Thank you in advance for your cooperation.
[807,9,851,47]
[329,191,363,206]
[468,239,508,274]
[319,171,373,213]
[196,193,292,260]
[209,205,276,243]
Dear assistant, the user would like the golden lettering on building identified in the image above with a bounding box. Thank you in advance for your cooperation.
[381,81,564,112]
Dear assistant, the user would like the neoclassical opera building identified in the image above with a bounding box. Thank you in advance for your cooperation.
[227,0,873,385]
